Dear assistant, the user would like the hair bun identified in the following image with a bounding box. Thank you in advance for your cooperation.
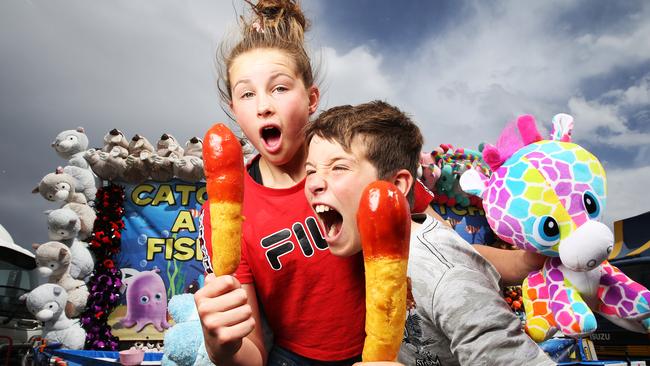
[247,0,308,33]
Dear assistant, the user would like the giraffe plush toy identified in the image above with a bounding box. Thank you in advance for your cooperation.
[460,114,650,342]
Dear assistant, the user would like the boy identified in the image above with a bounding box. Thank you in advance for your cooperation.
[303,101,554,366]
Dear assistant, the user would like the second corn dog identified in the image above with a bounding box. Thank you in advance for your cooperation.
[357,180,411,361]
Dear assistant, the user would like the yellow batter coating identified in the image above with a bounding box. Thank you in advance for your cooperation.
[209,201,243,276]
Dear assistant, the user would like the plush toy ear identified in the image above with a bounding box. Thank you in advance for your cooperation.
[482,144,502,172]
[32,243,41,250]
[459,169,488,198]
[517,115,543,145]
[68,218,77,226]
[551,113,574,142]
[19,293,28,302]
[32,186,40,194]
[76,127,85,133]
[43,210,53,215]
[53,286,62,296]
[56,166,64,174]
[59,248,67,261]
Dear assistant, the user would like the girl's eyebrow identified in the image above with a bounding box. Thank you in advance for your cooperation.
[232,72,293,91]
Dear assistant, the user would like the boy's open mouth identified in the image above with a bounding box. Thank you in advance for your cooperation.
[314,204,343,239]
[261,126,282,151]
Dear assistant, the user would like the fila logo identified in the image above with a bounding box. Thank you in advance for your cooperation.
[261,216,328,270]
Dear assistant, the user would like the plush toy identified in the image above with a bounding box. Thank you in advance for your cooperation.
[460,114,650,342]
[122,154,149,183]
[118,268,171,332]
[33,166,96,204]
[33,241,89,318]
[47,204,95,241]
[156,133,185,158]
[173,156,205,183]
[19,283,86,350]
[85,149,125,181]
[52,127,90,169]
[418,152,441,192]
[46,207,95,281]
[101,128,130,159]
[146,154,175,182]
[128,134,156,159]
[184,137,203,158]
[161,293,211,366]
[429,144,488,208]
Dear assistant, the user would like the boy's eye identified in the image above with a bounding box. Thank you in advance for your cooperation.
[305,169,315,176]
[333,165,348,171]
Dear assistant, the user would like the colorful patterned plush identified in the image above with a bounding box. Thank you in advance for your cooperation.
[460,114,650,342]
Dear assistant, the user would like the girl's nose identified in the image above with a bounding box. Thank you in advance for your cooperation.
[257,94,274,118]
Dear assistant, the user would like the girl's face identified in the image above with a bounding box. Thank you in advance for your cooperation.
[229,48,319,167]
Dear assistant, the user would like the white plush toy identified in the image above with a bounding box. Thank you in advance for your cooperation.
[33,241,89,318]
[156,133,184,158]
[101,129,129,159]
[85,149,126,181]
[173,156,204,183]
[239,137,256,164]
[33,166,96,204]
[128,134,156,159]
[52,127,90,169]
[20,284,86,350]
[55,202,96,240]
[146,154,175,182]
[47,208,95,281]
[184,137,203,158]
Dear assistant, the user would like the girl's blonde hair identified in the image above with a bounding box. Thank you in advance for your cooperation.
[217,0,314,105]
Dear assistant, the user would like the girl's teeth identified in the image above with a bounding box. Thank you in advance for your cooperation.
[315,204,331,213]
[328,225,337,237]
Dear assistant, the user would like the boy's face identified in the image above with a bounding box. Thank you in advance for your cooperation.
[305,136,379,257]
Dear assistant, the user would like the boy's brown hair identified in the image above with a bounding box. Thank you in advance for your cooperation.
[304,100,423,204]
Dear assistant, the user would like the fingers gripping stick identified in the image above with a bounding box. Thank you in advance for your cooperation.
[357,181,411,361]
[203,123,244,275]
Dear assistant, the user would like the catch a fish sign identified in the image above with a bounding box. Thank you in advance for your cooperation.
[119,179,206,297]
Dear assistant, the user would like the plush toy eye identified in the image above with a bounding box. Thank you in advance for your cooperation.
[140,295,150,304]
[154,293,162,301]
[583,191,600,219]
[532,215,560,247]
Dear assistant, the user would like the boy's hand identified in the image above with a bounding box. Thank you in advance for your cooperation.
[195,273,256,363]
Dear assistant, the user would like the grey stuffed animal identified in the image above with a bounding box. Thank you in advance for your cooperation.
[46,208,95,281]
[33,241,89,318]
[128,134,155,159]
[52,127,90,169]
[33,166,94,204]
[146,154,175,182]
[122,134,155,183]
[20,284,86,350]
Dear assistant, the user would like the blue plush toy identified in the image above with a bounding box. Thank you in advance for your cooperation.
[161,293,212,366]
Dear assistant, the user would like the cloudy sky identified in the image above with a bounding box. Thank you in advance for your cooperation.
[1,0,649,250]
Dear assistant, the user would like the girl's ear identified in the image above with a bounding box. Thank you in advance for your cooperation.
[307,85,320,115]
[392,169,414,198]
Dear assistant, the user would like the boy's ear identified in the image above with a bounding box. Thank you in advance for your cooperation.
[391,169,414,198]
[307,85,320,115]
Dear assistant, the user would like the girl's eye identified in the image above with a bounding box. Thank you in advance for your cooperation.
[273,85,288,93]
[241,91,254,99]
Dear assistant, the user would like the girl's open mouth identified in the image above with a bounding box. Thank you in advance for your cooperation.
[261,126,282,153]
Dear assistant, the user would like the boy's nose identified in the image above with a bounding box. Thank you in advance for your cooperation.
[306,174,326,196]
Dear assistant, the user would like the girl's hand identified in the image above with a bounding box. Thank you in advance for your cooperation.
[195,273,255,363]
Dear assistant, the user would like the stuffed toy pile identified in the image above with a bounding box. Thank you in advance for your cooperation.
[460,114,650,342]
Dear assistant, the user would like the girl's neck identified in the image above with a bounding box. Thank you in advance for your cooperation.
[259,146,307,188]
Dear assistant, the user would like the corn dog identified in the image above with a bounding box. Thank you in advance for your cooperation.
[202,123,244,275]
[357,181,411,361]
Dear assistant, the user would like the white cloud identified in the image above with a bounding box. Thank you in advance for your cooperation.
[604,165,650,226]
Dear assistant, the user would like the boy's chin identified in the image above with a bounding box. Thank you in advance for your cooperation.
[327,240,360,257]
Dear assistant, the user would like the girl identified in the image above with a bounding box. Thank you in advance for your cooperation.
[194,1,544,365]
